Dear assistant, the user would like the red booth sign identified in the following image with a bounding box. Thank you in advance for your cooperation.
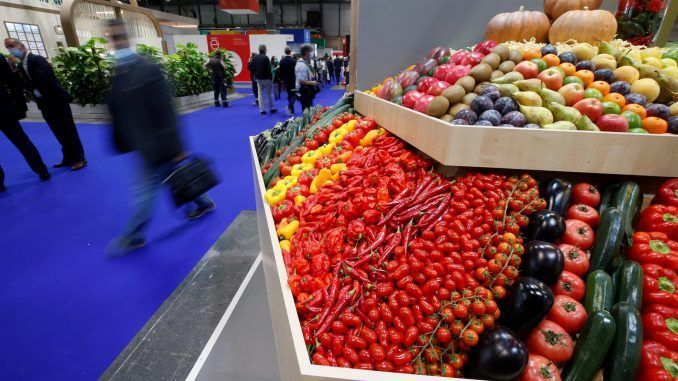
[219,0,259,14]
[207,34,252,82]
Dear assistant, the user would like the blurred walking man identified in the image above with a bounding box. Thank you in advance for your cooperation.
[252,44,276,115]
[278,47,297,115]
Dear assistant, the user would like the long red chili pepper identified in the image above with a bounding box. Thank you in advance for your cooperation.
[402,222,414,256]
[417,195,451,228]
[378,231,403,264]
[314,285,353,335]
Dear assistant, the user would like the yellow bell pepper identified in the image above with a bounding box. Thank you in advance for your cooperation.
[317,143,335,156]
[344,120,358,132]
[336,150,352,163]
[279,240,291,252]
[265,187,286,206]
[310,168,333,194]
[376,127,387,136]
[330,163,347,175]
[282,175,297,187]
[360,129,380,146]
[290,163,313,177]
[328,128,348,144]
[293,195,306,206]
[301,150,321,165]
[276,218,299,241]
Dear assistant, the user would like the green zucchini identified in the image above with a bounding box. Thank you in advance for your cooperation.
[562,310,617,381]
[599,182,622,216]
[610,181,640,246]
[609,255,625,294]
[589,207,625,273]
[614,260,643,310]
[584,270,614,313]
[604,302,642,381]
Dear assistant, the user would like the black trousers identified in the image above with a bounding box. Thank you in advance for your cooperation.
[1,119,48,175]
[251,80,258,101]
[36,97,85,163]
[335,70,341,84]
[299,87,314,111]
[286,86,297,113]
[213,79,227,104]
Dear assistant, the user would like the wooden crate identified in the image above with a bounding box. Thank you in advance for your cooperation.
[250,137,472,381]
[354,91,678,178]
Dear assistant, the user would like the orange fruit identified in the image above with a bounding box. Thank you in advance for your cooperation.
[588,81,611,96]
[574,70,595,86]
[642,117,668,134]
[543,54,560,67]
[602,92,626,108]
[559,63,576,76]
[623,104,647,119]
[523,48,542,61]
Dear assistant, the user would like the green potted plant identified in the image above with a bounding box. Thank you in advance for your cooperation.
[52,37,111,107]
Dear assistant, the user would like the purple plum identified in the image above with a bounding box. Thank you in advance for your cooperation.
[594,69,615,83]
[480,109,502,126]
[559,52,577,64]
[668,116,678,135]
[541,44,558,57]
[501,111,527,127]
[455,109,478,124]
[471,95,494,115]
[609,81,631,95]
[625,93,647,107]
[646,103,670,120]
[474,120,493,126]
[494,97,518,115]
[524,123,541,129]
[450,118,469,125]
[481,86,501,102]
[575,60,595,72]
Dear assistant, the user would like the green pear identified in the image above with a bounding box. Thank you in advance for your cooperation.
[575,115,600,131]
[539,88,566,106]
[519,104,554,125]
[599,41,621,60]
[542,121,577,130]
[636,64,662,80]
[619,54,641,68]
[491,71,524,84]
[513,91,543,107]
[494,83,520,97]
[547,102,581,123]
[514,78,543,92]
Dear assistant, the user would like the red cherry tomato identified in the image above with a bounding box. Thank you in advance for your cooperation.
[551,271,585,301]
[517,353,562,381]
[526,320,574,364]
[561,219,594,251]
[565,204,600,229]
[571,183,600,207]
[557,243,590,276]
[547,295,587,334]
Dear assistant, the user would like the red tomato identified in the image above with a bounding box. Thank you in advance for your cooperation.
[332,118,343,128]
[551,271,585,301]
[305,139,319,150]
[561,219,594,250]
[557,243,589,276]
[565,204,600,229]
[341,114,354,123]
[517,353,562,381]
[571,183,600,207]
[526,320,574,364]
[314,130,328,145]
[547,295,587,334]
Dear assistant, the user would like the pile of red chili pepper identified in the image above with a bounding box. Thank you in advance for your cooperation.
[630,178,678,381]
[281,132,547,376]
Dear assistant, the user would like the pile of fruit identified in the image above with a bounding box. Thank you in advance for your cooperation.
[368,39,678,134]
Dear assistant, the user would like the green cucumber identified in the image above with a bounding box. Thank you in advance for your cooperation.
[614,260,643,310]
[604,302,642,381]
[562,310,617,381]
[584,270,614,313]
[589,207,625,273]
[609,255,625,294]
[599,182,621,216]
[610,181,641,246]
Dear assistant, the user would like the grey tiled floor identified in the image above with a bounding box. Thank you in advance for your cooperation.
[100,211,261,381]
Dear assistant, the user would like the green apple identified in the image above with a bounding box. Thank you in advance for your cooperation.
[563,76,584,86]
[583,88,603,100]
[628,128,649,134]
[621,110,643,129]
[602,101,622,115]
[531,58,548,73]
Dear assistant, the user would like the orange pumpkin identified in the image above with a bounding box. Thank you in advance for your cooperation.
[543,0,602,20]
[549,7,617,46]
[485,6,551,43]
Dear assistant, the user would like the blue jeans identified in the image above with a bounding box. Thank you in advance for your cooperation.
[120,161,213,242]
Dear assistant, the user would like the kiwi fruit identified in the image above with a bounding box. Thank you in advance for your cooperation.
[448,102,469,116]
[498,60,516,73]
[441,85,466,105]
[470,63,492,82]
[490,70,504,81]
[492,45,510,61]
[474,81,492,95]
[482,53,501,70]
[456,76,476,93]
[509,49,524,64]
[426,96,449,118]
[440,114,454,123]
[463,93,478,106]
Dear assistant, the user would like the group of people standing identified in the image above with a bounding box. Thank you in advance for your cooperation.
[0,38,87,191]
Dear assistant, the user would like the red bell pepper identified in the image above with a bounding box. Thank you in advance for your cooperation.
[643,264,678,308]
[643,309,678,351]
[653,178,678,208]
[638,205,678,241]
[638,341,678,381]
[627,231,678,271]
[286,184,310,202]
[271,199,294,223]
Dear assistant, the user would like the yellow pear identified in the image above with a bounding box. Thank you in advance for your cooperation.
[630,78,661,103]
[613,66,640,84]
[571,43,596,61]
[670,102,678,117]
[640,47,662,60]
[661,66,678,81]
[592,54,617,71]
[626,50,642,63]
[661,58,677,68]
[643,57,663,68]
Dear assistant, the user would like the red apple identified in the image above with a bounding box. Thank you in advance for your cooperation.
[445,65,471,86]
[514,61,539,79]
[596,114,629,132]
[426,80,451,96]
[558,83,585,106]
[468,51,485,66]
[417,77,438,94]
[573,98,604,122]
[433,64,453,80]
[414,95,435,114]
[402,90,424,109]
[538,68,564,91]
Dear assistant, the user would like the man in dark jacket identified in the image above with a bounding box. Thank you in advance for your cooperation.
[107,20,215,254]
[247,52,258,106]
[251,44,276,115]
[326,57,335,86]
[0,53,49,185]
[205,50,229,107]
[278,47,297,115]
[5,38,86,170]
[333,56,343,85]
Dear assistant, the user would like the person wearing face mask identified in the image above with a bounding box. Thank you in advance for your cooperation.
[4,38,87,171]
[106,19,216,254]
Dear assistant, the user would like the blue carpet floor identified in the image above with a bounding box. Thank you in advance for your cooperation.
[0,88,344,380]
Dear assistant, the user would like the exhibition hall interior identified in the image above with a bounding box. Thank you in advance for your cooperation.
[1,0,677,380]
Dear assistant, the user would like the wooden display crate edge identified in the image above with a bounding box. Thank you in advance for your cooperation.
[249,137,476,381]
[354,91,678,178]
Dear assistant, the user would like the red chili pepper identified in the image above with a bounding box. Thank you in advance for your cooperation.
[362,209,381,225]
[643,264,678,308]
[315,286,355,337]
[643,311,678,351]
[271,199,295,223]
[627,231,678,271]
[638,341,678,381]
[653,178,678,208]
[638,205,678,241]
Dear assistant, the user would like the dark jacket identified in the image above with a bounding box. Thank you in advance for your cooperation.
[0,54,27,120]
[19,53,71,102]
[278,55,296,88]
[251,53,272,80]
[208,57,226,81]
[333,58,343,72]
[109,55,183,166]
[247,59,255,81]
[326,59,334,73]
